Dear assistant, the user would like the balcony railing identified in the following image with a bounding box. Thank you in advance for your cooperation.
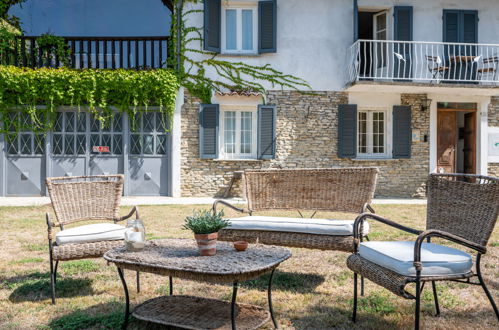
[347,40,499,86]
[3,36,170,69]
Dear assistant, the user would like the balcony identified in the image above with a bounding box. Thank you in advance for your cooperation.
[4,36,170,69]
[347,40,499,91]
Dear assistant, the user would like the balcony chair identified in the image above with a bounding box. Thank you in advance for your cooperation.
[347,173,499,329]
[477,56,499,83]
[425,55,449,83]
[45,175,140,304]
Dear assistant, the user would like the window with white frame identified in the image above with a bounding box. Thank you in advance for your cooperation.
[220,107,258,159]
[357,109,390,158]
[221,2,258,54]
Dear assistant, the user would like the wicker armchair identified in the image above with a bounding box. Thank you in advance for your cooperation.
[347,173,499,329]
[46,175,140,304]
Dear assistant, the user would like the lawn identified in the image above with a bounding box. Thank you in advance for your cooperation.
[0,204,497,329]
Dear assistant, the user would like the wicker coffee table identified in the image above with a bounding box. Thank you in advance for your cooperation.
[104,239,291,330]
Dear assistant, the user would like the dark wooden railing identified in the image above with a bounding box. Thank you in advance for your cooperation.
[6,36,170,69]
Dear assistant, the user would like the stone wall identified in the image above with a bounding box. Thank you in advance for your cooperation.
[180,91,430,198]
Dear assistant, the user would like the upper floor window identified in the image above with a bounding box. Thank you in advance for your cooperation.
[222,3,258,54]
[204,0,276,54]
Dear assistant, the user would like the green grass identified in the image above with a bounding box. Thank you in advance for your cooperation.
[0,204,497,329]
[9,257,44,265]
[61,261,100,275]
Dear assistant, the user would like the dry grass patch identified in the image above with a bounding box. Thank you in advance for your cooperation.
[0,204,497,329]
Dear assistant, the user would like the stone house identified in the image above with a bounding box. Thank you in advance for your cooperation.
[2,0,499,198]
[178,0,499,198]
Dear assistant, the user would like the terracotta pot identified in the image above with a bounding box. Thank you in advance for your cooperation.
[194,232,218,256]
[233,241,248,251]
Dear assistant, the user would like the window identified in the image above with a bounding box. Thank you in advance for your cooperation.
[220,108,257,159]
[221,3,258,54]
[6,112,45,156]
[130,112,169,156]
[357,110,390,158]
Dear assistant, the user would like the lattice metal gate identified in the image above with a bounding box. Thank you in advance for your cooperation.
[0,110,171,196]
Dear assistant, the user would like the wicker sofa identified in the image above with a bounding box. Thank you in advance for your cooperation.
[213,168,378,252]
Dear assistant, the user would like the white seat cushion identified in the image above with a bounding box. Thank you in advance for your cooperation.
[56,223,127,245]
[226,216,368,236]
[359,241,473,277]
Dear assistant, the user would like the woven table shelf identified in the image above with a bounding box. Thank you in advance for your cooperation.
[133,295,270,330]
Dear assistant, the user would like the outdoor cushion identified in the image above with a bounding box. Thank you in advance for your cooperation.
[225,216,369,236]
[359,241,473,277]
[55,223,127,246]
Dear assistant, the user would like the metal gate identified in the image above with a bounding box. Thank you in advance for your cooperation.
[1,110,171,196]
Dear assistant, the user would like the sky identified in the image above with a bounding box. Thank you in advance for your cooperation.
[8,0,171,36]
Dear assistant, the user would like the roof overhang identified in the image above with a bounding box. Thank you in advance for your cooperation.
[345,81,499,97]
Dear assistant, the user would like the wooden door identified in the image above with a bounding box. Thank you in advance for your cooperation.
[437,111,457,173]
[463,112,476,174]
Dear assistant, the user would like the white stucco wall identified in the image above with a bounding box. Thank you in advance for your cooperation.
[185,0,499,91]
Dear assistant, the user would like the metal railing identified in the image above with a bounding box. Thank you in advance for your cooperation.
[4,36,170,69]
[347,39,499,85]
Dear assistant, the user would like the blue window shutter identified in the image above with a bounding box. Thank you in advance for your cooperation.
[199,104,219,159]
[257,105,276,159]
[258,0,277,53]
[392,105,412,159]
[394,6,413,41]
[337,104,357,158]
[443,10,478,43]
[353,0,359,42]
[204,0,221,53]
[394,6,413,79]
[462,11,478,44]
[443,10,460,43]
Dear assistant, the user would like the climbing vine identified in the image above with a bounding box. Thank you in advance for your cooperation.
[169,0,311,103]
[35,33,71,66]
[0,66,179,133]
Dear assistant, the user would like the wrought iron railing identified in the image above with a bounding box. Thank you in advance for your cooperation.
[347,39,499,85]
[4,36,170,69]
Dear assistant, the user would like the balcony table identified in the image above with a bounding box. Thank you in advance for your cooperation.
[104,239,291,330]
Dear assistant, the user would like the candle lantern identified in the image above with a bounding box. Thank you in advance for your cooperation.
[124,219,146,252]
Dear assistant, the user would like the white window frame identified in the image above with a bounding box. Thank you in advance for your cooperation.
[357,107,392,159]
[221,1,258,55]
[219,105,258,160]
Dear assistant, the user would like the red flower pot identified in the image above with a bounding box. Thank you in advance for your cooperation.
[194,232,218,256]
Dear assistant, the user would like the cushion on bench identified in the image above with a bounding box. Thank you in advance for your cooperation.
[226,216,369,236]
[359,241,473,277]
[56,223,127,245]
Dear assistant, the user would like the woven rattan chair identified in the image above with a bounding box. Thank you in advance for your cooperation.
[347,173,499,329]
[46,175,140,304]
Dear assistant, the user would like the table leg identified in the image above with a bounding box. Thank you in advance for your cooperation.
[169,276,173,295]
[117,267,130,330]
[268,269,278,329]
[231,281,239,330]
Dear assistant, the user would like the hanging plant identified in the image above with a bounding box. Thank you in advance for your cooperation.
[0,66,180,133]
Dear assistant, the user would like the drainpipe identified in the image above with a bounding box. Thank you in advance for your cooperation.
[176,0,183,72]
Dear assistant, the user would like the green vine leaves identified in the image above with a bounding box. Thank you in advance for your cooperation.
[0,66,180,133]
[169,0,311,103]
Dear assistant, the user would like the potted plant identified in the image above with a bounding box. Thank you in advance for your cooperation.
[183,209,230,256]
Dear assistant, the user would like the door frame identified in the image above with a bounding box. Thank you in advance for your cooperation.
[430,95,486,175]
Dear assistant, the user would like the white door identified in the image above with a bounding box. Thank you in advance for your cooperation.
[373,11,389,77]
